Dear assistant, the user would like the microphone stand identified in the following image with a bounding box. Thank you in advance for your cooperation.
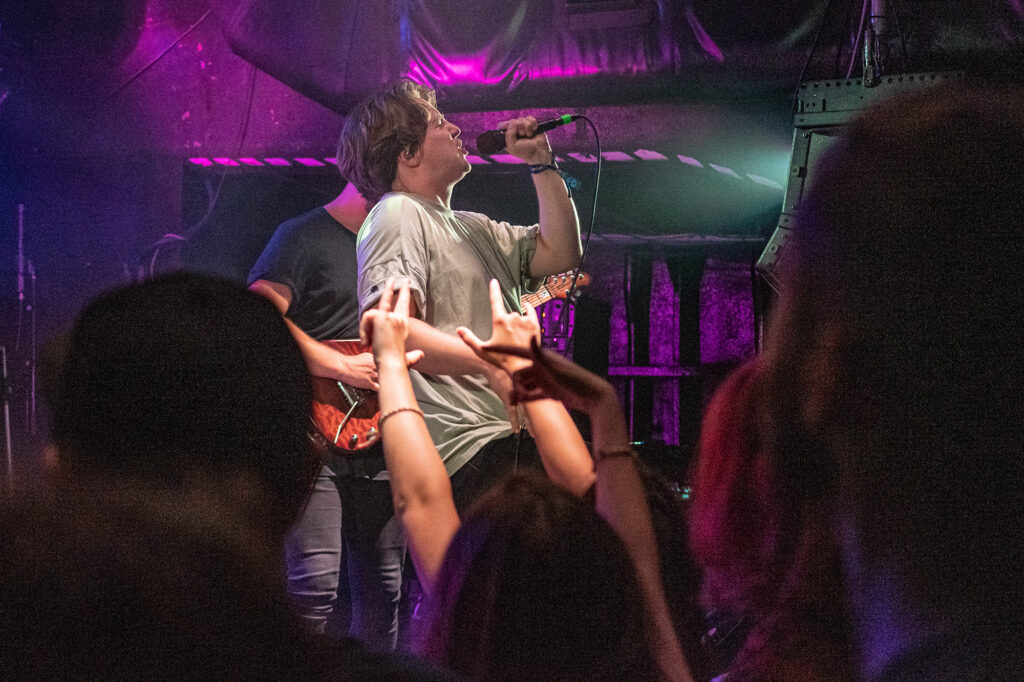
[27,260,37,437]
[2,346,12,491]
[863,0,887,86]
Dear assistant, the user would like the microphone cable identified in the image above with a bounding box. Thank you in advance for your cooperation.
[556,115,600,336]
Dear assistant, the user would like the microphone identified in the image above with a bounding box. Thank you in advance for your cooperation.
[475,114,582,155]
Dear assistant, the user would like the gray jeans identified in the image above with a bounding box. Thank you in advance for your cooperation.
[283,462,406,652]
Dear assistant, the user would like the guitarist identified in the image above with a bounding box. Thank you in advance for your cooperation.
[248,181,407,652]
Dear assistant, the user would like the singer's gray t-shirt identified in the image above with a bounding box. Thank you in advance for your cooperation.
[356,192,540,476]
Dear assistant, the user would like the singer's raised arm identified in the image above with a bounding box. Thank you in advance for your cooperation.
[498,116,582,277]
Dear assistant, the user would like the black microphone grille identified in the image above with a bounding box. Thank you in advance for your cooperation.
[475,129,508,155]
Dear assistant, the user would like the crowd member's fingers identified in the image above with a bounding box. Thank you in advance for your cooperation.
[378,278,396,312]
[394,279,411,318]
[359,278,394,344]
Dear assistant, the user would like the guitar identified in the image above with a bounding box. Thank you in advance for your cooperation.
[309,340,380,452]
[309,271,591,454]
[520,271,591,308]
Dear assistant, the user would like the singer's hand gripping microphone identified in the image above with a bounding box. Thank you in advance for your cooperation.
[475,114,581,155]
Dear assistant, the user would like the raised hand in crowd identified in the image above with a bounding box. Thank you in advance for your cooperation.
[457,280,595,495]
[359,279,454,597]
[458,280,693,682]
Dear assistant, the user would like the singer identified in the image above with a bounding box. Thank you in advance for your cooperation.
[337,80,580,513]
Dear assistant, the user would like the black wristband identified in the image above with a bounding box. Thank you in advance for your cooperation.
[529,162,559,175]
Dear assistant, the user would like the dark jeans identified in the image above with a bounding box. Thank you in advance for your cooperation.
[283,450,406,653]
[450,431,543,515]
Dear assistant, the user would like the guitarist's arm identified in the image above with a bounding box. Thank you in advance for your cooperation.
[249,279,379,390]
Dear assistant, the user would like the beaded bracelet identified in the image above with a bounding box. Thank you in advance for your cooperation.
[378,405,424,426]
[592,445,636,464]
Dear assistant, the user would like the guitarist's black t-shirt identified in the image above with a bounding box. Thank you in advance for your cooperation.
[248,207,361,340]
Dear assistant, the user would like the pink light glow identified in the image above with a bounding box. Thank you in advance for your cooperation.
[528,63,603,79]
[408,53,605,86]
[295,158,326,167]
[407,53,515,87]
[324,157,339,165]
[188,157,213,166]
[239,158,264,166]
[264,158,291,166]
[677,155,703,168]
[568,153,598,163]
[488,154,526,164]
[634,149,668,161]
[685,7,725,62]
[465,155,489,165]
[213,157,239,166]
[601,151,634,161]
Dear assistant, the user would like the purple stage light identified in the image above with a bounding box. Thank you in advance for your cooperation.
[527,63,603,79]
[407,52,517,87]
[634,150,669,160]
[239,158,265,166]
[677,155,703,168]
[213,158,240,166]
[264,158,291,166]
[189,157,214,166]
[568,153,598,163]
[295,157,326,167]
[488,154,525,164]
[465,155,489,164]
[685,6,725,62]
[601,151,634,161]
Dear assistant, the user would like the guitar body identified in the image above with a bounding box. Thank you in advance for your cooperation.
[309,340,381,453]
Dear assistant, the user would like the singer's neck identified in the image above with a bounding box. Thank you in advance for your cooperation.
[391,176,455,210]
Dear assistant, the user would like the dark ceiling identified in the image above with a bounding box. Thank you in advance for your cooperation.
[217,0,1024,113]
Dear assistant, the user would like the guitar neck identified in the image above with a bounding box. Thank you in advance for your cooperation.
[520,272,590,309]
[521,288,554,308]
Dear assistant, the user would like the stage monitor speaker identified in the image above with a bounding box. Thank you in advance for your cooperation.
[756,71,964,293]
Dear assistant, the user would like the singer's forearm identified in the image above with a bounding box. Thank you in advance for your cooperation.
[529,169,581,277]
[406,317,493,376]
